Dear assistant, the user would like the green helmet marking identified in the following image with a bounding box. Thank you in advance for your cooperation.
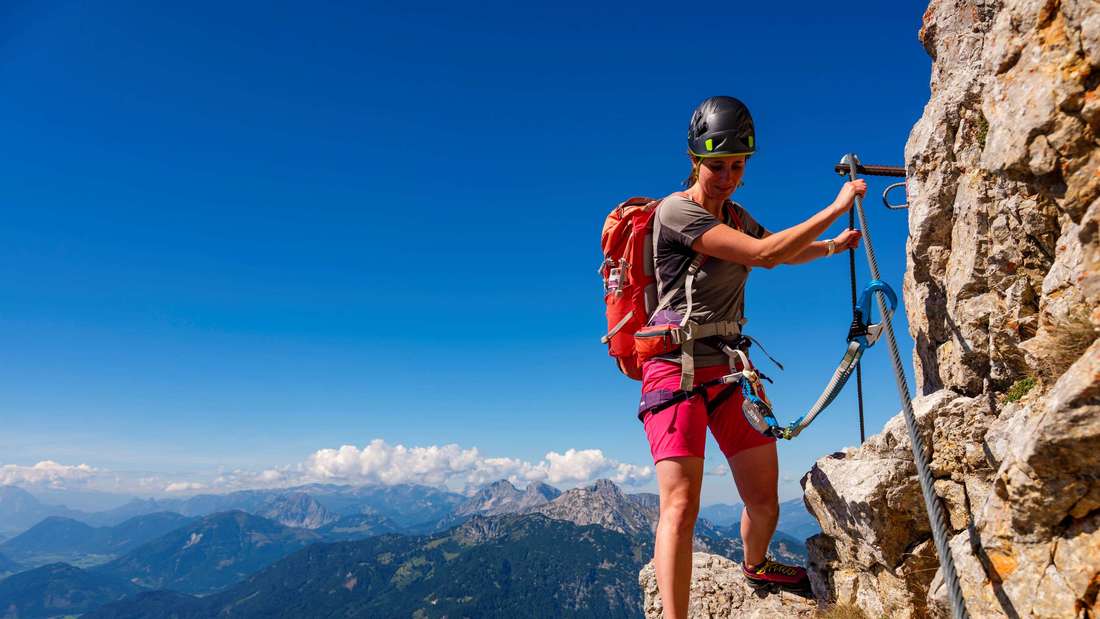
[705,138,714,152]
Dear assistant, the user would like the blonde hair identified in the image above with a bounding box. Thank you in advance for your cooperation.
[682,153,701,188]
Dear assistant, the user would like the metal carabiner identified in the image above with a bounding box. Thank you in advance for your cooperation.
[856,279,898,347]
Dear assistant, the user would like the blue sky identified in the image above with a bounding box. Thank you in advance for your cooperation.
[1,1,932,504]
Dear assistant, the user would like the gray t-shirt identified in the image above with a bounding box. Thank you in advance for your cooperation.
[652,194,770,367]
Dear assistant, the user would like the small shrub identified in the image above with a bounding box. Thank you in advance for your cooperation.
[1005,376,1037,402]
[816,604,871,619]
[976,114,989,148]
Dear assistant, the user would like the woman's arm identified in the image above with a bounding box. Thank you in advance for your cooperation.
[783,229,863,265]
[784,241,830,265]
[691,180,867,269]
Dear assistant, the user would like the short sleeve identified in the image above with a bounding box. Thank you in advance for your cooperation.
[657,196,721,249]
[733,203,770,239]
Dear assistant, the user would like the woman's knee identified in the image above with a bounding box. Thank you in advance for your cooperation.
[655,457,704,532]
[659,496,700,531]
[728,443,779,511]
[743,495,779,519]
[738,479,779,516]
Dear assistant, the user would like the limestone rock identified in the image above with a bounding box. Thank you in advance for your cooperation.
[802,393,980,617]
[639,553,816,618]
[802,0,1100,616]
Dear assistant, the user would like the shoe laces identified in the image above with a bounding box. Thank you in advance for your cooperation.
[750,558,799,577]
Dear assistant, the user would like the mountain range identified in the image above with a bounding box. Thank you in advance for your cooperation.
[0,552,21,579]
[0,479,815,618]
[93,510,322,594]
[86,514,646,619]
[0,562,139,618]
[0,512,195,568]
[0,486,89,536]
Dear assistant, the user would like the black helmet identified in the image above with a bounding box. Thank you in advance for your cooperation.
[687,96,756,157]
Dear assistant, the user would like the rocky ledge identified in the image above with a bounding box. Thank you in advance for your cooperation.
[640,553,817,618]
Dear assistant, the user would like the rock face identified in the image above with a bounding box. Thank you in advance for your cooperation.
[640,553,816,618]
[259,492,337,529]
[804,1,1099,618]
[527,478,657,537]
[452,480,526,518]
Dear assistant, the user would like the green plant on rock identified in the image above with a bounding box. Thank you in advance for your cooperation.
[976,114,989,148]
[816,603,871,619]
[1005,376,1037,402]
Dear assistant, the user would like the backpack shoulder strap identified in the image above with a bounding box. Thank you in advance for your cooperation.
[655,199,748,321]
[725,200,746,231]
[649,193,707,321]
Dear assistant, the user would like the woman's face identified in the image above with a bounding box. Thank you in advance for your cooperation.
[697,155,747,200]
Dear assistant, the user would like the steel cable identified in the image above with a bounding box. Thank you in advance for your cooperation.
[843,154,969,619]
[848,184,867,444]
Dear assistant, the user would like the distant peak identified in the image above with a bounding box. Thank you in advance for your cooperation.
[524,481,561,498]
[589,479,621,493]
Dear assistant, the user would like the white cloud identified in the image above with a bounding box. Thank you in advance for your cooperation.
[534,449,651,485]
[4,441,653,497]
[208,468,296,491]
[706,463,731,476]
[299,440,652,489]
[303,440,483,486]
[0,460,98,488]
[164,482,207,493]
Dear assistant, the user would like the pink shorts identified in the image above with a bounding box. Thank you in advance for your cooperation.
[641,360,776,463]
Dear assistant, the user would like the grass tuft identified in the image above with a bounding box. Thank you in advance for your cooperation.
[1005,376,1037,402]
[816,603,870,619]
[1036,309,1097,382]
[976,114,989,148]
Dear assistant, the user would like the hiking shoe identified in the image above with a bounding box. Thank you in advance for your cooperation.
[742,558,809,589]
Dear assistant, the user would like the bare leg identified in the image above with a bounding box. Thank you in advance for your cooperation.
[727,442,779,566]
[654,456,704,619]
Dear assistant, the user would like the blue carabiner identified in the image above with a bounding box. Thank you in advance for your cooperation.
[852,279,898,348]
[859,279,898,319]
[739,377,784,437]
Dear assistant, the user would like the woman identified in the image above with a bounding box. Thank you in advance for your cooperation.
[643,96,864,618]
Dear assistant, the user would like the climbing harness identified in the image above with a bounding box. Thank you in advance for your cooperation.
[636,276,898,439]
[837,154,969,619]
[636,342,777,423]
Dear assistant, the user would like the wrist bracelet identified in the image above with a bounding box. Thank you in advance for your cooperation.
[826,239,836,256]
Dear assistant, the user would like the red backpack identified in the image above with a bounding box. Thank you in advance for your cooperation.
[599,197,661,379]
[600,195,744,381]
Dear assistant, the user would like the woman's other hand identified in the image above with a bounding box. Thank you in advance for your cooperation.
[832,180,868,213]
[834,229,862,252]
